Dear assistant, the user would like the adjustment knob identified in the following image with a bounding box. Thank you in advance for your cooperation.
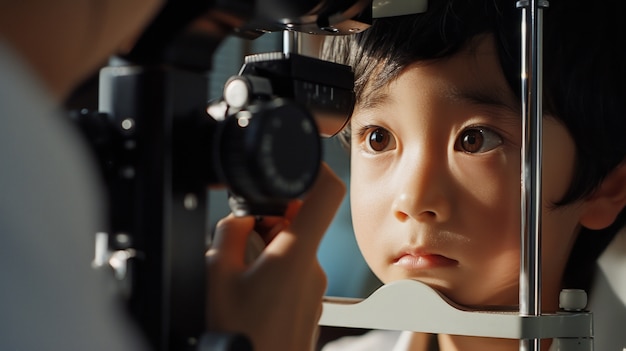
[559,289,588,311]
[215,98,321,216]
[223,76,273,110]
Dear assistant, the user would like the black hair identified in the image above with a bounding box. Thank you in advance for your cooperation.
[322,0,626,293]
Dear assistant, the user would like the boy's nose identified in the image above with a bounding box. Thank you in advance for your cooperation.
[391,152,452,224]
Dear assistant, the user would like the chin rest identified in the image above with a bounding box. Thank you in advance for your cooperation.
[588,227,626,350]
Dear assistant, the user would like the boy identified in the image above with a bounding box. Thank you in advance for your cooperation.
[321,0,626,349]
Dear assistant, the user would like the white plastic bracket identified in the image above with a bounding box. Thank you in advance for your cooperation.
[320,280,592,340]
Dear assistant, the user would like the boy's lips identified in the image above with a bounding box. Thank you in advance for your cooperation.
[393,252,458,270]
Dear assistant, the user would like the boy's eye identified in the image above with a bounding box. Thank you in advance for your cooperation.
[456,127,503,153]
[367,127,396,152]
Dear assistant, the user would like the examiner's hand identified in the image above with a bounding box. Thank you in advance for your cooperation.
[206,163,346,351]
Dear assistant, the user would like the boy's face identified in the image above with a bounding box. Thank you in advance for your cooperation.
[350,35,584,310]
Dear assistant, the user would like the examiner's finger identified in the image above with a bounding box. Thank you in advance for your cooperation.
[206,214,255,268]
[266,163,346,258]
[254,200,303,243]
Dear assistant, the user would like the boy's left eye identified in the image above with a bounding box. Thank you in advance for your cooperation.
[456,127,503,153]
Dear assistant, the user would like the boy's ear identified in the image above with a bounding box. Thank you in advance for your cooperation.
[580,163,626,230]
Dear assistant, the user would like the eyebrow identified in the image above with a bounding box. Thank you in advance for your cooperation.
[444,85,521,117]
[358,90,392,111]
[356,82,522,121]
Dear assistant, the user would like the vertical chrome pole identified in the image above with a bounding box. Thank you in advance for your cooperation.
[516,0,548,350]
[283,30,302,55]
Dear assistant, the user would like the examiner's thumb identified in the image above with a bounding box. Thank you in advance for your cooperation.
[269,163,346,259]
[206,214,256,269]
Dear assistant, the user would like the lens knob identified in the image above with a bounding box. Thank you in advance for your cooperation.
[215,99,321,216]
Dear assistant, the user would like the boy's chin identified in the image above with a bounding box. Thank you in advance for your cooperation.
[391,278,519,311]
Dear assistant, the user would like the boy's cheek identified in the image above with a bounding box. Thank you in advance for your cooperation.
[541,204,583,268]
[541,118,577,203]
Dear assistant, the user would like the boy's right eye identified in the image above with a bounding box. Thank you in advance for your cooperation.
[366,127,396,152]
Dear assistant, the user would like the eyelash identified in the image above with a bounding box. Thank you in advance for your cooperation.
[454,126,504,154]
[354,125,394,153]
[354,124,504,154]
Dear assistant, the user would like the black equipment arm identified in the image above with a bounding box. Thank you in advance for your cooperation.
[76,1,377,350]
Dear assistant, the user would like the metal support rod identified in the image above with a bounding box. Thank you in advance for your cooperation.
[283,30,302,55]
[517,0,548,350]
